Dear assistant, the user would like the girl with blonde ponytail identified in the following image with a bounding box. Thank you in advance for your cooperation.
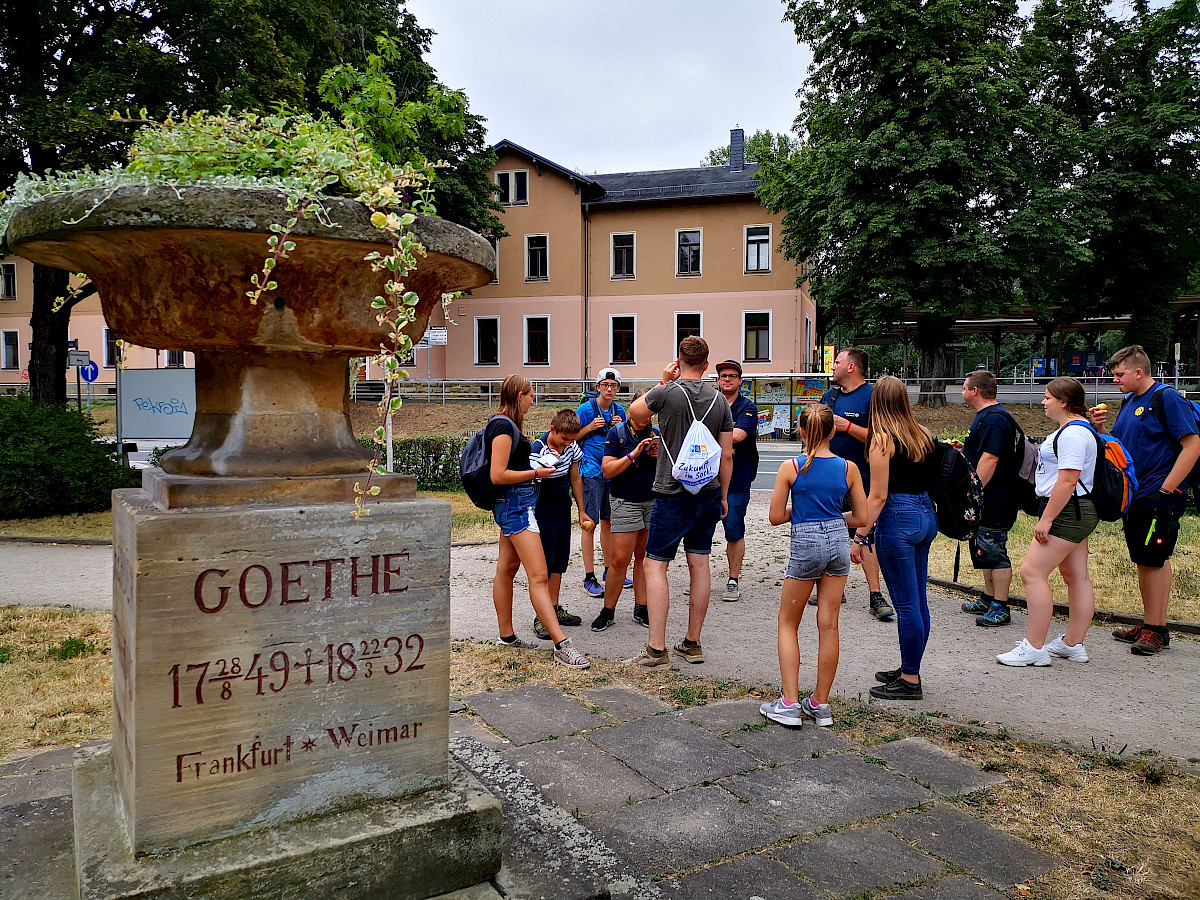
[762,403,867,728]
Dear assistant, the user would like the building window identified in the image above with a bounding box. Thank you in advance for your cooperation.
[0,263,15,300]
[104,328,121,368]
[524,316,549,366]
[611,233,635,279]
[676,229,702,276]
[610,315,636,365]
[675,312,702,350]
[166,350,184,368]
[475,317,499,366]
[804,315,814,371]
[525,235,548,282]
[496,170,529,205]
[744,311,771,363]
[489,239,499,284]
[745,225,771,273]
[1,330,18,369]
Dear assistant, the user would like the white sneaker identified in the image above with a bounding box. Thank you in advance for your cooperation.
[997,638,1052,667]
[1045,634,1089,663]
[552,637,590,669]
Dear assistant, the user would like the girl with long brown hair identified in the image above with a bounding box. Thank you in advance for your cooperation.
[762,403,867,727]
[487,375,590,668]
[851,375,938,701]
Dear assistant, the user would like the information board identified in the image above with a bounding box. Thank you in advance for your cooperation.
[119,368,197,440]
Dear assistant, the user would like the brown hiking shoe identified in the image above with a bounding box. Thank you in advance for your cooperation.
[1113,622,1145,643]
[1131,629,1169,656]
[672,638,705,664]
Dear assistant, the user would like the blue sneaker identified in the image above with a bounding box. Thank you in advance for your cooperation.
[962,595,992,615]
[583,576,604,597]
[975,600,1011,627]
[601,571,635,590]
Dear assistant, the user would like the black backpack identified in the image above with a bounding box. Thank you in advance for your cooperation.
[978,407,1040,516]
[928,440,984,541]
[1148,386,1200,509]
[459,415,518,511]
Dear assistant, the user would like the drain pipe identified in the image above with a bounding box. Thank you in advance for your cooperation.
[582,200,590,383]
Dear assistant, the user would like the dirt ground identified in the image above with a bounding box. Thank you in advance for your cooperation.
[351,398,1062,441]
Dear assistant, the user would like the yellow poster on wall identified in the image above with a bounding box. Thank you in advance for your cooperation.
[822,345,836,373]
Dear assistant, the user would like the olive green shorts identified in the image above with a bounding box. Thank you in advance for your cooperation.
[1041,496,1098,544]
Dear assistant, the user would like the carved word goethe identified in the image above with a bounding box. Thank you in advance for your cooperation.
[193,554,410,613]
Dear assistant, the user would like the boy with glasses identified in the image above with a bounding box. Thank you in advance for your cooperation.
[575,369,627,597]
[715,359,759,601]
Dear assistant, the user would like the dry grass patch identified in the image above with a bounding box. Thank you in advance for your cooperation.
[0,606,113,759]
[0,511,113,542]
[928,517,1200,623]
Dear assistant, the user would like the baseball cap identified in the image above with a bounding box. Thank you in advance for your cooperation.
[597,367,622,385]
[715,359,743,376]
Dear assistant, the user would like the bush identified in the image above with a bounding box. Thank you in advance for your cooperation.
[357,435,468,491]
[0,396,139,519]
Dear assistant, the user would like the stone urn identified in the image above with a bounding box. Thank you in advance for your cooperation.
[7,185,494,477]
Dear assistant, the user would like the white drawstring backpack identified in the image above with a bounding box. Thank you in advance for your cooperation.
[659,383,721,493]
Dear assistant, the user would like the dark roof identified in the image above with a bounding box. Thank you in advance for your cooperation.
[492,139,604,199]
[590,162,761,206]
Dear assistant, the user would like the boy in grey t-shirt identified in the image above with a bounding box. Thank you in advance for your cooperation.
[623,336,734,670]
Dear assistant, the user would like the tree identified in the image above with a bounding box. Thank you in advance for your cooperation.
[701,130,800,167]
[1,1,499,405]
[760,0,1032,405]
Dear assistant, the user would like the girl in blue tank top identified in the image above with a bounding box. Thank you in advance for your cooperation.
[760,404,867,729]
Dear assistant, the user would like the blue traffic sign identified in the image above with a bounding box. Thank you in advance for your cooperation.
[80,360,100,383]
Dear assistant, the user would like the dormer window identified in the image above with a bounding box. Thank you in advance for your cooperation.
[496,170,529,205]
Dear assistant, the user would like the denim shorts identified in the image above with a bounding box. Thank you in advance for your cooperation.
[786,518,851,581]
[646,490,723,561]
[722,491,751,543]
[582,476,611,523]
[493,482,540,537]
[968,526,1011,570]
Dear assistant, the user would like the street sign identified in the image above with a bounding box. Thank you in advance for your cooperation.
[80,360,100,383]
[426,326,448,346]
[67,350,90,367]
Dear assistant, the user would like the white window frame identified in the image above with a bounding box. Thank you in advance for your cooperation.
[674,311,703,350]
[744,224,772,274]
[495,169,529,206]
[524,233,549,282]
[609,314,637,366]
[474,316,500,367]
[523,315,550,367]
[103,327,121,368]
[166,349,185,368]
[742,310,772,364]
[1,330,18,369]
[675,227,703,277]
[610,232,636,280]
[0,263,16,300]
[489,238,499,284]
[804,315,814,371]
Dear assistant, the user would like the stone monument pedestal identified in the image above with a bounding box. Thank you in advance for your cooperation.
[77,469,502,899]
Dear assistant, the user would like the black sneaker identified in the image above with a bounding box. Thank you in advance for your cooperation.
[869,592,895,621]
[591,607,615,632]
[869,677,922,700]
[874,667,901,684]
[632,604,649,627]
[532,617,550,641]
[555,605,582,627]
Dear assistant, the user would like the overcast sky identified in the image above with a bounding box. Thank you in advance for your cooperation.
[404,0,813,175]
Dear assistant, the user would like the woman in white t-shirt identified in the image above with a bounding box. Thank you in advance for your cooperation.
[998,377,1098,667]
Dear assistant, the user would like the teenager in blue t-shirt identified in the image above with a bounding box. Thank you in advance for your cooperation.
[820,348,893,621]
[715,360,759,602]
[574,368,627,596]
[1092,345,1200,656]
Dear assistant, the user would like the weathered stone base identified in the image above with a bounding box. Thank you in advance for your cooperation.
[74,746,502,900]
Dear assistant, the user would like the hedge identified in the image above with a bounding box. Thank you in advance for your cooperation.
[357,435,468,491]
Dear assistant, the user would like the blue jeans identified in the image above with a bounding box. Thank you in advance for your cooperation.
[875,492,939,677]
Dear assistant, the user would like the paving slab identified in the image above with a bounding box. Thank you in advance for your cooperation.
[888,803,1060,889]
[503,736,661,816]
[0,744,80,777]
[0,796,76,900]
[451,716,509,747]
[449,696,467,713]
[587,785,789,875]
[660,853,822,900]
[873,737,1007,797]
[0,767,72,806]
[723,756,934,834]
[464,684,608,746]
[583,685,671,722]
[772,825,946,898]
[684,698,768,734]
[587,715,760,791]
[722,721,854,765]
[889,873,1007,899]
[450,737,649,900]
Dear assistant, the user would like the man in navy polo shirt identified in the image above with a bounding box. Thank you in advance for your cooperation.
[714,359,758,602]
[821,347,894,621]
[1092,345,1200,656]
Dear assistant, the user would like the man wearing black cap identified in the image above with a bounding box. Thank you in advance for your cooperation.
[715,359,758,601]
